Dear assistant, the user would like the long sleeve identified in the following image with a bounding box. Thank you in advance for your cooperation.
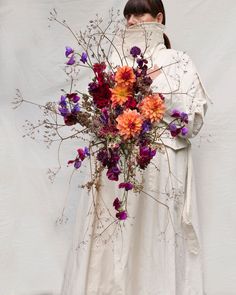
[151,51,209,150]
[162,52,208,139]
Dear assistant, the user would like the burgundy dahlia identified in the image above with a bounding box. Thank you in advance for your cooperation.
[91,83,111,109]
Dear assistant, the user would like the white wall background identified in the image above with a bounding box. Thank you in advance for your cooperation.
[0,0,236,294]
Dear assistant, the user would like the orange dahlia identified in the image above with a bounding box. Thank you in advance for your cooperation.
[116,109,143,140]
[139,94,166,123]
[111,85,132,107]
[115,66,136,87]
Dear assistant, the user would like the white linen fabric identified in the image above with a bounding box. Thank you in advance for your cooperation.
[60,23,208,295]
[1,1,236,295]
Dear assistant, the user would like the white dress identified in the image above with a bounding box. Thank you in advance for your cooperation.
[60,23,208,295]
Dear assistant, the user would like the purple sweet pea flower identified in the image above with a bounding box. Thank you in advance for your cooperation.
[113,197,128,220]
[170,127,181,137]
[136,58,143,68]
[77,148,86,161]
[72,104,80,114]
[100,108,109,124]
[74,159,82,169]
[119,182,133,191]
[84,147,90,156]
[169,123,177,132]
[107,166,121,181]
[58,107,69,117]
[72,95,80,103]
[67,93,80,103]
[59,95,67,107]
[68,147,89,170]
[134,69,142,78]
[130,46,141,58]
[141,66,148,76]
[180,112,189,124]
[140,146,156,158]
[171,109,181,118]
[97,149,109,166]
[67,55,75,65]
[116,211,128,220]
[97,148,120,168]
[109,150,120,166]
[181,126,188,136]
[136,57,148,68]
[65,46,74,57]
[138,146,157,169]
[80,52,88,64]
[113,197,121,211]
[141,120,152,134]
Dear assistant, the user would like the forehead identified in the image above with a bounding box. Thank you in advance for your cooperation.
[123,1,151,17]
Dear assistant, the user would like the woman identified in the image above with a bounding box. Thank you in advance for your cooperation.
[61,1,208,294]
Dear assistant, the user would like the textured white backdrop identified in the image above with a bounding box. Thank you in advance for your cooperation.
[0,0,236,294]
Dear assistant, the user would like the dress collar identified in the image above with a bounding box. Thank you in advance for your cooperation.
[113,22,166,62]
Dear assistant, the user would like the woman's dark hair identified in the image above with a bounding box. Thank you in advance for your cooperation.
[123,0,171,49]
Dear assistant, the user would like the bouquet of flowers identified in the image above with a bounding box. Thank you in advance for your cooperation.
[13,10,189,222]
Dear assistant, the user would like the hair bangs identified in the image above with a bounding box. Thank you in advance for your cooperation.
[123,0,152,18]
